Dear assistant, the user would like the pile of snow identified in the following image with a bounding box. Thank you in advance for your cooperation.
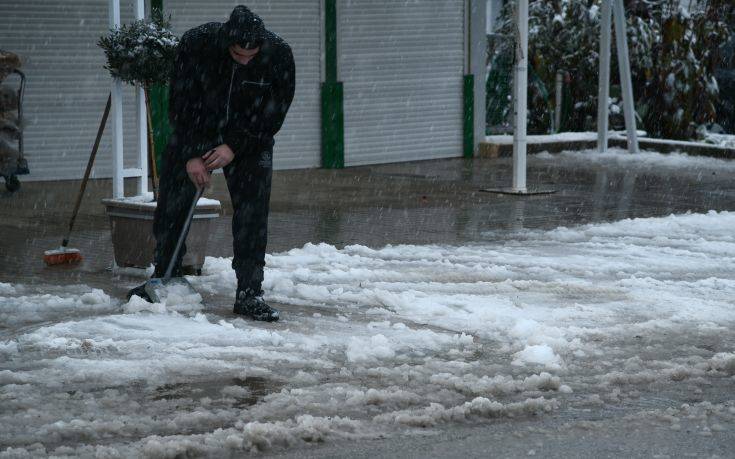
[2,211,735,455]
[429,371,571,396]
[486,132,599,144]
[124,282,204,314]
[512,344,563,370]
[484,131,646,145]
[105,192,221,208]
[704,133,735,149]
[374,396,558,427]
[536,147,735,171]
[192,211,735,374]
[0,285,113,327]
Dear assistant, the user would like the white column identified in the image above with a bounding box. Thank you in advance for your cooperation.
[134,0,148,196]
[597,0,612,153]
[470,0,487,154]
[135,89,149,195]
[612,0,639,154]
[512,0,528,192]
[109,0,124,198]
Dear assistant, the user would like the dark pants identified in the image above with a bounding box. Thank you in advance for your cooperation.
[153,147,273,297]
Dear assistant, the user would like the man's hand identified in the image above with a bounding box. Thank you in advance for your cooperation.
[186,157,210,188]
[203,144,235,171]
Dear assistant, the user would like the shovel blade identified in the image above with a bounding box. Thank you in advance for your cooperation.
[144,277,198,303]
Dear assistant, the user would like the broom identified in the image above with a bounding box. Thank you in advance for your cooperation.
[44,93,111,265]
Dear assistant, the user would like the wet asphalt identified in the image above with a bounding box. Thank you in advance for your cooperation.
[1,151,735,457]
[1,151,733,298]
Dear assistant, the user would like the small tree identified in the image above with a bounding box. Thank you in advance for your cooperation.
[635,0,730,139]
[98,10,178,88]
[491,0,732,139]
[98,11,179,198]
[495,0,606,133]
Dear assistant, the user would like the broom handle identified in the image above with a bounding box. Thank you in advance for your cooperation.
[164,186,203,280]
[144,89,159,201]
[62,93,111,247]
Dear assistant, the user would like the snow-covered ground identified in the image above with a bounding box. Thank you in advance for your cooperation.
[485,131,601,144]
[2,211,735,457]
[536,147,735,171]
[485,131,735,152]
[705,133,735,149]
[484,130,648,145]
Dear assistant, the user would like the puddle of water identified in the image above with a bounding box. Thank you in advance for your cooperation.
[152,376,283,407]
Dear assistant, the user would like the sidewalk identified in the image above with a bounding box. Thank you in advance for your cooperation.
[1,149,733,296]
[480,132,735,158]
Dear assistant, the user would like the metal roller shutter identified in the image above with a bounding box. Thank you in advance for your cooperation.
[339,0,465,166]
[0,0,140,181]
[165,1,321,170]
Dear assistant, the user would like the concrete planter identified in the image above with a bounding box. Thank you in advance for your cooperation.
[101,196,221,272]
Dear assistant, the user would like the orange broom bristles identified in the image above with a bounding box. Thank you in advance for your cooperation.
[43,247,83,266]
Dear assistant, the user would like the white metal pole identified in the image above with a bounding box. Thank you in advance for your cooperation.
[134,0,148,196]
[112,84,124,199]
[512,0,528,192]
[554,71,563,133]
[109,0,124,198]
[597,0,612,153]
[612,0,639,154]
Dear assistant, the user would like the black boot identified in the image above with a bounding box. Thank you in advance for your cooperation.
[126,283,152,302]
[233,291,279,322]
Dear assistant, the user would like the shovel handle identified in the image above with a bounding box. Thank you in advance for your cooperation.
[163,186,204,280]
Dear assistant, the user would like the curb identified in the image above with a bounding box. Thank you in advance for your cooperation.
[478,136,735,159]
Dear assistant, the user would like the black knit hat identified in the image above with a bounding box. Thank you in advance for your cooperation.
[222,6,266,49]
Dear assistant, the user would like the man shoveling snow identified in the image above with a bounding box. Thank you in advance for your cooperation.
[128,5,295,322]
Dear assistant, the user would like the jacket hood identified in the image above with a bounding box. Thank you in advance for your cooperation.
[221,5,266,49]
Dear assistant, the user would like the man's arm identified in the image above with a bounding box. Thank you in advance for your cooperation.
[223,44,296,154]
[168,33,209,163]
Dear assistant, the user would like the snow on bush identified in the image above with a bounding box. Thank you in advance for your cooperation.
[98,10,178,87]
[491,0,734,138]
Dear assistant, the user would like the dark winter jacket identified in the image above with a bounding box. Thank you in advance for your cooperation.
[167,22,295,163]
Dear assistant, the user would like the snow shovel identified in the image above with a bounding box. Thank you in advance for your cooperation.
[143,187,204,303]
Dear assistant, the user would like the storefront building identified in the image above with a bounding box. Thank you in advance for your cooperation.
[0,0,486,181]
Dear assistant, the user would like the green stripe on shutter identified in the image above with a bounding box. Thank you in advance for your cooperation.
[463,74,475,158]
[321,82,344,169]
[321,0,344,168]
